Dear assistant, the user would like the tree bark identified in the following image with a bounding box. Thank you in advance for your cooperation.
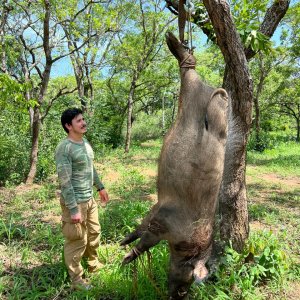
[26,106,40,184]
[26,0,52,184]
[202,0,290,251]
[202,0,253,251]
[0,1,13,74]
[124,76,137,153]
[297,116,300,143]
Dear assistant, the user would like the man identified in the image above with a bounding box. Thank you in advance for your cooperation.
[55,107,109,290]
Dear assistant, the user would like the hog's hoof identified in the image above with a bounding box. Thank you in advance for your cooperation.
[120,236,130,246]
[122,247,140,265]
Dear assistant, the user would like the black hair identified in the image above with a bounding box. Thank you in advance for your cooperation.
[61,108,83,133]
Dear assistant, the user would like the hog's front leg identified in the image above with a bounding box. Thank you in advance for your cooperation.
[121,206,169,264]
[122,230,162,264]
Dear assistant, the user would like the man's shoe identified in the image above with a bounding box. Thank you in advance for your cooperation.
[88,261,104,273]
[71,278,92,291]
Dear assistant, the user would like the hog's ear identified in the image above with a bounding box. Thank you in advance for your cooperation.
[206,88,228,141]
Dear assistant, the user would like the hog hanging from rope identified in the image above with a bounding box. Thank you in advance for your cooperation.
[121,32,228,300]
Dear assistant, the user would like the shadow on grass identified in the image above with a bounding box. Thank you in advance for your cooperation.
[247,154,300,168]
[1,262,70,300]
[248,182,300,222]
[248,202,280,221]
[269,189,300,208]
[0,218,62,250]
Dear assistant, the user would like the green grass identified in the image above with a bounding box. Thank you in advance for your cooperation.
[0,140,299,299]
[247,142,300,176]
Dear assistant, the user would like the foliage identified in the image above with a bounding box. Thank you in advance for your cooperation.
[1,140,299,299]
[0,74,36,111]
[192,0,273,52]
[192,231,290,300]
[0,109,31,186]
[247,129,296,152]
[86,87,126,149]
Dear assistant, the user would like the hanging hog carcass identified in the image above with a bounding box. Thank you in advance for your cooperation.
[121,32,228,300]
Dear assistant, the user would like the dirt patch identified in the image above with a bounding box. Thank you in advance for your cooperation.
[249,221,271,231]
[141,193,158,202]
[140,141,159,148]
[284,281,300,300]
[104,169,121,183]
[141,168,157,177]
[260,173,300,188]
[15,183,42,195]
[41,214,61,225]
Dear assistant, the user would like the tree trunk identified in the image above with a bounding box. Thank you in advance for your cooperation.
[254,95,261,148]
[26,106,40,184]
[0,2,12,73]
[202,0,290,251]
[254,53,267,151]
[296,114,300,143]
[26,0,52,184]
[220,69,251,252]
[124,80,136,153]
[203,0,253,251]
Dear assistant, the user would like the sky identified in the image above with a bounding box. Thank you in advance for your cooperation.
[50,2,294,78]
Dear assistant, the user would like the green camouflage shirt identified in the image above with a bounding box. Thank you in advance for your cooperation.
[55,138,104,215]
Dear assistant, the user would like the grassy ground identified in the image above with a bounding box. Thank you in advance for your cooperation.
[0,139,299,299]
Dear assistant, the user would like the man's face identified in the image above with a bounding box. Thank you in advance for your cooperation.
[67,114,87,135]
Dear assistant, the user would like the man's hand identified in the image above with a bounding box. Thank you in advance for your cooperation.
[71,212,82,223]
[99,189,109,205]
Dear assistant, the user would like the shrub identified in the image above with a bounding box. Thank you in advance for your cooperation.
[192,230,289,299]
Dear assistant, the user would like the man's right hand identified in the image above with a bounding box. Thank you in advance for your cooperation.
[71,212,82,223]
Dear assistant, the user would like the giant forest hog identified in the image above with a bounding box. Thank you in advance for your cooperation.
[121,32,228,299]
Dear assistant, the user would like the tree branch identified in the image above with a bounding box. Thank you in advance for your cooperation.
[245,0,290,60]
[40,87,77,122]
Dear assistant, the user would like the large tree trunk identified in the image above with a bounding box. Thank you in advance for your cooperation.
[202,0,290,251]
[221,70,252,251]
[203,0,253,251]
[165,0,290,251]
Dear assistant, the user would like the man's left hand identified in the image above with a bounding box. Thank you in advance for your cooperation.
[99,189,109,205]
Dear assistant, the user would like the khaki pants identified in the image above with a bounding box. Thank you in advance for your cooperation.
[60,198,100,283]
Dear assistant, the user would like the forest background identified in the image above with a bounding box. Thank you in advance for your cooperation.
[0,0,299,299]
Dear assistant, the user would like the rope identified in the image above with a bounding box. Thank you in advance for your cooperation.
[179,53,196,69]
[184,0,195,54]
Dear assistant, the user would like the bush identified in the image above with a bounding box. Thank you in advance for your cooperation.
[192,230,289,299]
[0,134,30,186]
[247,130,296,152]
[131,110,175,143]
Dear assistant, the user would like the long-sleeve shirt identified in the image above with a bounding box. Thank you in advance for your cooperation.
[55,138,104,215]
